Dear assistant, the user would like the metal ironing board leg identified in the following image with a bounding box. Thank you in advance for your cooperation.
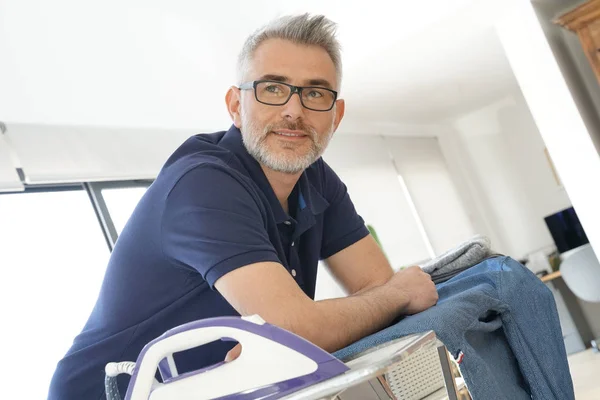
[437,346,459,400]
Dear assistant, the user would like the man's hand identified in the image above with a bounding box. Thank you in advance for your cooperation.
[225,343,242,362]
[384,266,438,315]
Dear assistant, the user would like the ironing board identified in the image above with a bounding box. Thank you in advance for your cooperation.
[109,318,462,400]
[281,331,459,400]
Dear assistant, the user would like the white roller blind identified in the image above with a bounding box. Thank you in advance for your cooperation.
[0,134,23,192]
[6,124,199,184]
[386,137,477,255]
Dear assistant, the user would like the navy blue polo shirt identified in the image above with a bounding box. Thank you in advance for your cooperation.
[48,126,369,400]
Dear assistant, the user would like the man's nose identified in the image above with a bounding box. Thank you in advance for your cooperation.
[280,92,305,121]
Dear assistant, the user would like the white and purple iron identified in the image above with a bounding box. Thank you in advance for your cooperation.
[105,315,349,400]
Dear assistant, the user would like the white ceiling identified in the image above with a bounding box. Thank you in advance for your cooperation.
[0,0,520,136]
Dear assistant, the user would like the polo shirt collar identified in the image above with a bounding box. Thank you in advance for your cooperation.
[220,125,328,223]
[297,172,329,216]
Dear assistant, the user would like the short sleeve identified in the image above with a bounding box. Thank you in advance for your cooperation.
[319,162,370,259]
[161,165,281,288]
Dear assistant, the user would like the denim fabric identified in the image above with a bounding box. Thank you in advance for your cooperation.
[333,257,574,400]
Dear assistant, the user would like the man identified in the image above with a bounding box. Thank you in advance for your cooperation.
[48,14,438,399]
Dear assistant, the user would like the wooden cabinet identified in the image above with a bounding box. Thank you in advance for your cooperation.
[556,0,600,85]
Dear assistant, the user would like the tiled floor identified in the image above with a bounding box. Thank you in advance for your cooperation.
[568,349,600,399]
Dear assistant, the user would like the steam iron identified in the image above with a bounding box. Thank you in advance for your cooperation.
[105,315,349,400]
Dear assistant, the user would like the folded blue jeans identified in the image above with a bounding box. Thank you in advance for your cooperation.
[333,257,574,400]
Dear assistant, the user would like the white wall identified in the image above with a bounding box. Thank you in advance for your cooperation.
[501,93,573,217]
[520,0,600,342]
[439,92,572,260]
[532,0,600,155]
[496,0,600,266]
[0,132,23,192]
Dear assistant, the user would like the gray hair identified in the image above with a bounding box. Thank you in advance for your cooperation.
[236,14,342,90]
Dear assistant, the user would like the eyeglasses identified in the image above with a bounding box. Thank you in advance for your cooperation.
[238,80,338,112]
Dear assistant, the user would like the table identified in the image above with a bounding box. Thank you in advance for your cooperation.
[540,270,562,283]
[540,271,595,350]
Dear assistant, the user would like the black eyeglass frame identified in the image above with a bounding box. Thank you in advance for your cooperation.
[238,80,338,112]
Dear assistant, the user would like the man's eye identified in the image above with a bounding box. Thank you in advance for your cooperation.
[307,90,323,98]
[265,85,283,93]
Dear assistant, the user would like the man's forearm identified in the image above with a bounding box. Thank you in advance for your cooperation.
[293,283,408,353]
[219,262,436,359]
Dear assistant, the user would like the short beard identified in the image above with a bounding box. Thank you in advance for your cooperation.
[240,109,334,174]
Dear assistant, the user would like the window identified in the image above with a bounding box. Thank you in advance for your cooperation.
[0,189,110,399]
[84,181,151,250]
[102,187,148,234]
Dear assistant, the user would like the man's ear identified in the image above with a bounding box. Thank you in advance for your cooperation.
[225,86,242,128]
[332,98,345,133]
